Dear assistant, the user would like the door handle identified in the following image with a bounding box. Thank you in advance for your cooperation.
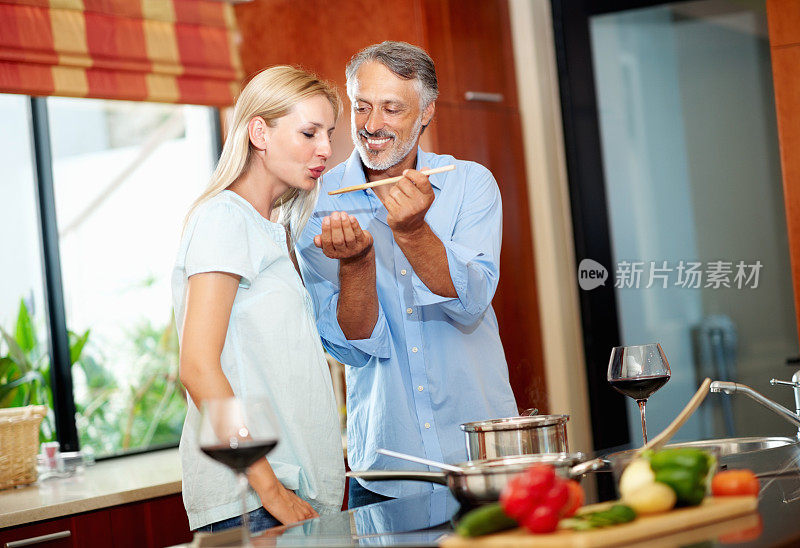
[6,530,71,547]
[464,91,504,102]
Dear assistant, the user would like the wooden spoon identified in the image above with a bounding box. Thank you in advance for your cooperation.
[637,377,712,455]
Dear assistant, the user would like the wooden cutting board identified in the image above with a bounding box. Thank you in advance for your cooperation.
[440,496,758,547]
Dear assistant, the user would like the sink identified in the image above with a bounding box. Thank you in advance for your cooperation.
[665,436,798,458]
[602,436,799,476]
[669,436,800,478]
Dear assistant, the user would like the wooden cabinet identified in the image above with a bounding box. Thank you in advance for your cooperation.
[107,500,150,548]
[422,0,518,107]
[0,494,191,548]
[146,494,194,548]
[70,512,113,548]
[424,1,545,411]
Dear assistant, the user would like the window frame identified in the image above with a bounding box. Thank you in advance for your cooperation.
[550,0,697,502]
[23,96,222,456]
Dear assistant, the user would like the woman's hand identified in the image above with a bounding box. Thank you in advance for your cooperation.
[261,483,319,525]
[314,211,373,262]
[248,459,318,526]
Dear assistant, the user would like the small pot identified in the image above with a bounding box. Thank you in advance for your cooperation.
[460,414,570,460]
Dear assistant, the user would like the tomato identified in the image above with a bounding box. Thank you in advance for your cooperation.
[560,480,585,518]
[711,470,760,497]
[540,479,569,512]
[500,475,539,520]
[500,464,573,531]
[521,504,560,534]
[526,464,556,493]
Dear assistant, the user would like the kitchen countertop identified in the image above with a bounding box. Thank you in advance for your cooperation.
[178,440,800,547]
[0,448,181,528]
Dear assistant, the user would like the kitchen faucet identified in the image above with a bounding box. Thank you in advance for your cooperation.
[709,369,800,441]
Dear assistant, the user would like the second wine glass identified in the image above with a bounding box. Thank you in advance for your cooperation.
[607,343,671,446]
[198,397,280,546]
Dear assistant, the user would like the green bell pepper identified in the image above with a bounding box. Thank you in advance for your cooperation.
[650,448,711,477]
[648,448,713,507]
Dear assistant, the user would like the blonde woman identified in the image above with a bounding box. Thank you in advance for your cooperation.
[171,66,344,533]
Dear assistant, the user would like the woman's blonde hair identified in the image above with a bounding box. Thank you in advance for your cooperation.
[184,65,340,243]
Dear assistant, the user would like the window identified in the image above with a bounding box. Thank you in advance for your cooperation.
[0,95,219,458]
[0,95,54,437]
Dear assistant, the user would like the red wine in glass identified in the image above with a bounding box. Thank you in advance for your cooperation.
[609,374,671,401]
[607,343,671,446]
[201,439,278,473]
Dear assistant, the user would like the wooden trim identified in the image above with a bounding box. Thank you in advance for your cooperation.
[767,0,800,345]
[508,0,593,453]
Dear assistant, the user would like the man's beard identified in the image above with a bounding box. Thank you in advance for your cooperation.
[351,115,423,171]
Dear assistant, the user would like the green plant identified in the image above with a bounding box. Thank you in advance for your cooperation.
[1,298,186,455]
[74,312,186,455]
[117,313,185,450]
[0,299,89,442]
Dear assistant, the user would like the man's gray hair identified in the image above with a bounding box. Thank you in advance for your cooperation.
[345,41,439,108]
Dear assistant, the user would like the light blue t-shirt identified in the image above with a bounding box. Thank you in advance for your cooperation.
[172,190,344,529]
[296,149,518,499]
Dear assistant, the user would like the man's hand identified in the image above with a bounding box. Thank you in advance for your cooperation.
[377,168,435,236]
[375,168,457,298]
[314,211,373,262]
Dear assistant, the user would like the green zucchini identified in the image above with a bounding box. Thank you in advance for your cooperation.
[456,503,518,537]
[561,504,637,531]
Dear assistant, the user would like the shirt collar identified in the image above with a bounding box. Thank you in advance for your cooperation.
[339,147,444,192]
[341,148,367,190]
[414,148,444,190]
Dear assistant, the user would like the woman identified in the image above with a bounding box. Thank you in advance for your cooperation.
[171,66,344,533]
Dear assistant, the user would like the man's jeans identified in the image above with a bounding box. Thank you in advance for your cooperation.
[348,477,394,508]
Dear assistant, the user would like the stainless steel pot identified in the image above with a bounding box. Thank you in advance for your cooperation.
[460,414,570,460]
[348,453,598,506]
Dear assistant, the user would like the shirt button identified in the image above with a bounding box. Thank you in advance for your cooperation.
[406,307,413,315]
[400,269,407,276]
[424,422,431,429]
[412,347,418,353]
[417,385,424,392]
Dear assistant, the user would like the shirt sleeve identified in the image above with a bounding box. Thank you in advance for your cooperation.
[411,164,502,325]
[184,201,262,288]
[295,215,392,367]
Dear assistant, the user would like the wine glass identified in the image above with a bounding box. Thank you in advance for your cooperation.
[607,343,671,446]
[198,397,280,546]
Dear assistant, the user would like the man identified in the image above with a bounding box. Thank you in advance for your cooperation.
[296,41,518,508]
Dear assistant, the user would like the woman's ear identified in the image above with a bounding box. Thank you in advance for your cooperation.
[247,116,269,151]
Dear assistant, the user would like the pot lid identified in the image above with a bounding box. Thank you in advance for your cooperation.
[456,452,585,474]
[459,414,570,432]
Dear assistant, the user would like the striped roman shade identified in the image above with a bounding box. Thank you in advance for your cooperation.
[0,0,243,106]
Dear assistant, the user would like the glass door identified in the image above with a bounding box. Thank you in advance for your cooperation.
[554,0,798,449]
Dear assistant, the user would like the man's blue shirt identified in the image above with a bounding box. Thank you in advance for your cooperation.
[296,148,518,498]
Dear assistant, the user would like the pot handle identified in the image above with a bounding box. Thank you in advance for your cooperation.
[346,470,449,485]
[569,457,607,477]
